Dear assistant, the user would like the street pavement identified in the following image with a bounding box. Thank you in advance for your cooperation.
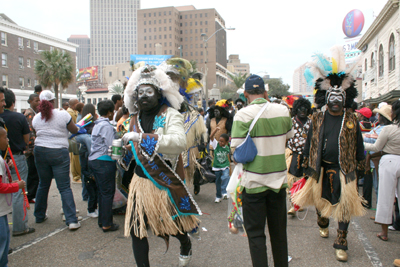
[7,180,400,267]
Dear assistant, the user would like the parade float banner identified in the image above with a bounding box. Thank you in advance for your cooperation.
[130,55,173,66]
[77,66,99,82]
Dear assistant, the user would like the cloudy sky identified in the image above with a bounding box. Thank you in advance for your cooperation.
[3,0,387,88]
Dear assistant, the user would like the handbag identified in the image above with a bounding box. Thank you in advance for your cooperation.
[233,102,269,164]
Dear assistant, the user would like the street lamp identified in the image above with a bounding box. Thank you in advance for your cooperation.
[201,27,235,108]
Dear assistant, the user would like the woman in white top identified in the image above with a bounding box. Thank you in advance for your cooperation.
[32,90,81,230]
[364,100,400,241]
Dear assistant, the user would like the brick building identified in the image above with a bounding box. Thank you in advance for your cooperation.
[0,13,78,94]
[137,5,231,91]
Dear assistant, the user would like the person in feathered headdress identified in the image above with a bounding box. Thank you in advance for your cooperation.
[292,46,366,262]
[120,65,201,267]
[158,59,208,194]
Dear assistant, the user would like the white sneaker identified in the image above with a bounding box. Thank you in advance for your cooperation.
[222,194,228,200]
[87,211,98,218]
[60,208,79,215]
[69,222,81,230]
[388,226,397,231]
[63,215,83,221]
[215,197,222,203]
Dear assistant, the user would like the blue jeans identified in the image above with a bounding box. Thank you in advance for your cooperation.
[0,215,10,267]
[10,154,29,232]
[89,159,116,227]
[372,168,379,203]
[215,168,230,198]
[76,134,92,201]
[34,146,78,225]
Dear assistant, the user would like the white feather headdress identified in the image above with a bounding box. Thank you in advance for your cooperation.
[124,65,184,114]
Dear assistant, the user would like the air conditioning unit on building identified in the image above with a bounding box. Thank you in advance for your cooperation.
[19,66,24,70]
[33,49,38,54]
[20,86,25,89]
[18,46,24,50]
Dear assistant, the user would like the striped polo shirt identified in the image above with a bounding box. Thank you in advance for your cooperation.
[231,98,293,193]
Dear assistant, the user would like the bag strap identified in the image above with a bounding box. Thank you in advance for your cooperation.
[248,102,269,135]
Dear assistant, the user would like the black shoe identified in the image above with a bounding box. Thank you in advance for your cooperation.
[36,215,48,223]
[8,248,13,254]
[13,227,35,236]
[102,223,119,232]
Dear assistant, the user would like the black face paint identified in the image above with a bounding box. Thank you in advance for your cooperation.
[237,103,243,110]
[297,106,308,119]
[137,85,160,111]
[214,109,221,119]
[327,93,344,113]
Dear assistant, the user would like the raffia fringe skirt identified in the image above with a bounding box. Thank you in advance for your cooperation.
[292,168,366,222]
[124,174,200,238]
[285,148,298,190]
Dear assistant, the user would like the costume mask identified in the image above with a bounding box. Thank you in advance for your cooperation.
[137,85,160,111]
[214,109,221,119]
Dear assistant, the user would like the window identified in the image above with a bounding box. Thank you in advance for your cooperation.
[364,59,367,71]
[27,58,31,68]
[18,37,23,48]
[1,53,7,67]
[379,44,384,77]
[1,32,6,46]
[389,34,395,72]
[19,57,24,69]
[34,41,38,52]
[27,40,30,48]
[109,71,112,77]
[98,98,102,103]
[19,77,24,87]
[50,46,54,52]
[93,98,97,105]
[2,75,7,87]
[34,79,38,86]
[122,70,125,76]
[371,52,375,67]
[87,98,91,104]
[27,78,31,87]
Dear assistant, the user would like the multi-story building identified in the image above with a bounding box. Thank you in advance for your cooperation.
[103,62,132,85]
[90,0,140,81]
[0,13,77,95]
[137,5,231,92]
[227,54,250,75]
[357,0,400,103]
[68,35,90,69]
[292,63,312,93]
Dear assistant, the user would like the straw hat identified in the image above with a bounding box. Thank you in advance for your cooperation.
[373,104,392,121]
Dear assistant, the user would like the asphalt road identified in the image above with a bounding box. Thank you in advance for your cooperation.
[7,181,400,267]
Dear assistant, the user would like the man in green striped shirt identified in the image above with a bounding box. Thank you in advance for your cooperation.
[231,74,293,267]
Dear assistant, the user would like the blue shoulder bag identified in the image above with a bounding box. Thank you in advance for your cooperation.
[233,102,268,164]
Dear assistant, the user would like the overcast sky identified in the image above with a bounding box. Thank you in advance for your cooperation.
[3,0,387,88]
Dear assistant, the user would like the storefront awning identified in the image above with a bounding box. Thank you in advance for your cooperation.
[364,90,400,104]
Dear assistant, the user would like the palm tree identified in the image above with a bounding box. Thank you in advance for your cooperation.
[34,49,74,108]
[228,72,249,89]
[109,83,124,95]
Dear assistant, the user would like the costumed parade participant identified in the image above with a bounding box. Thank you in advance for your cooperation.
[207,99,232,146]
[293,47,366,262]
[120,65,202,267]
[159,58,208,189]
[286,98,312,216]
[234,98,245,113]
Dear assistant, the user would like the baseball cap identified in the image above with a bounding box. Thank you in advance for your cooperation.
[355,107,372,119]
[39,90,56,101]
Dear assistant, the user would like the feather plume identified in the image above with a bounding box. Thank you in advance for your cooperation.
[186,78,203,94]
[330,45,346,73]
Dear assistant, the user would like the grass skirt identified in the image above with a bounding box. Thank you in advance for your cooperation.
[285,148,298,190]
[292,168,366,222]
[124,174,200,238]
